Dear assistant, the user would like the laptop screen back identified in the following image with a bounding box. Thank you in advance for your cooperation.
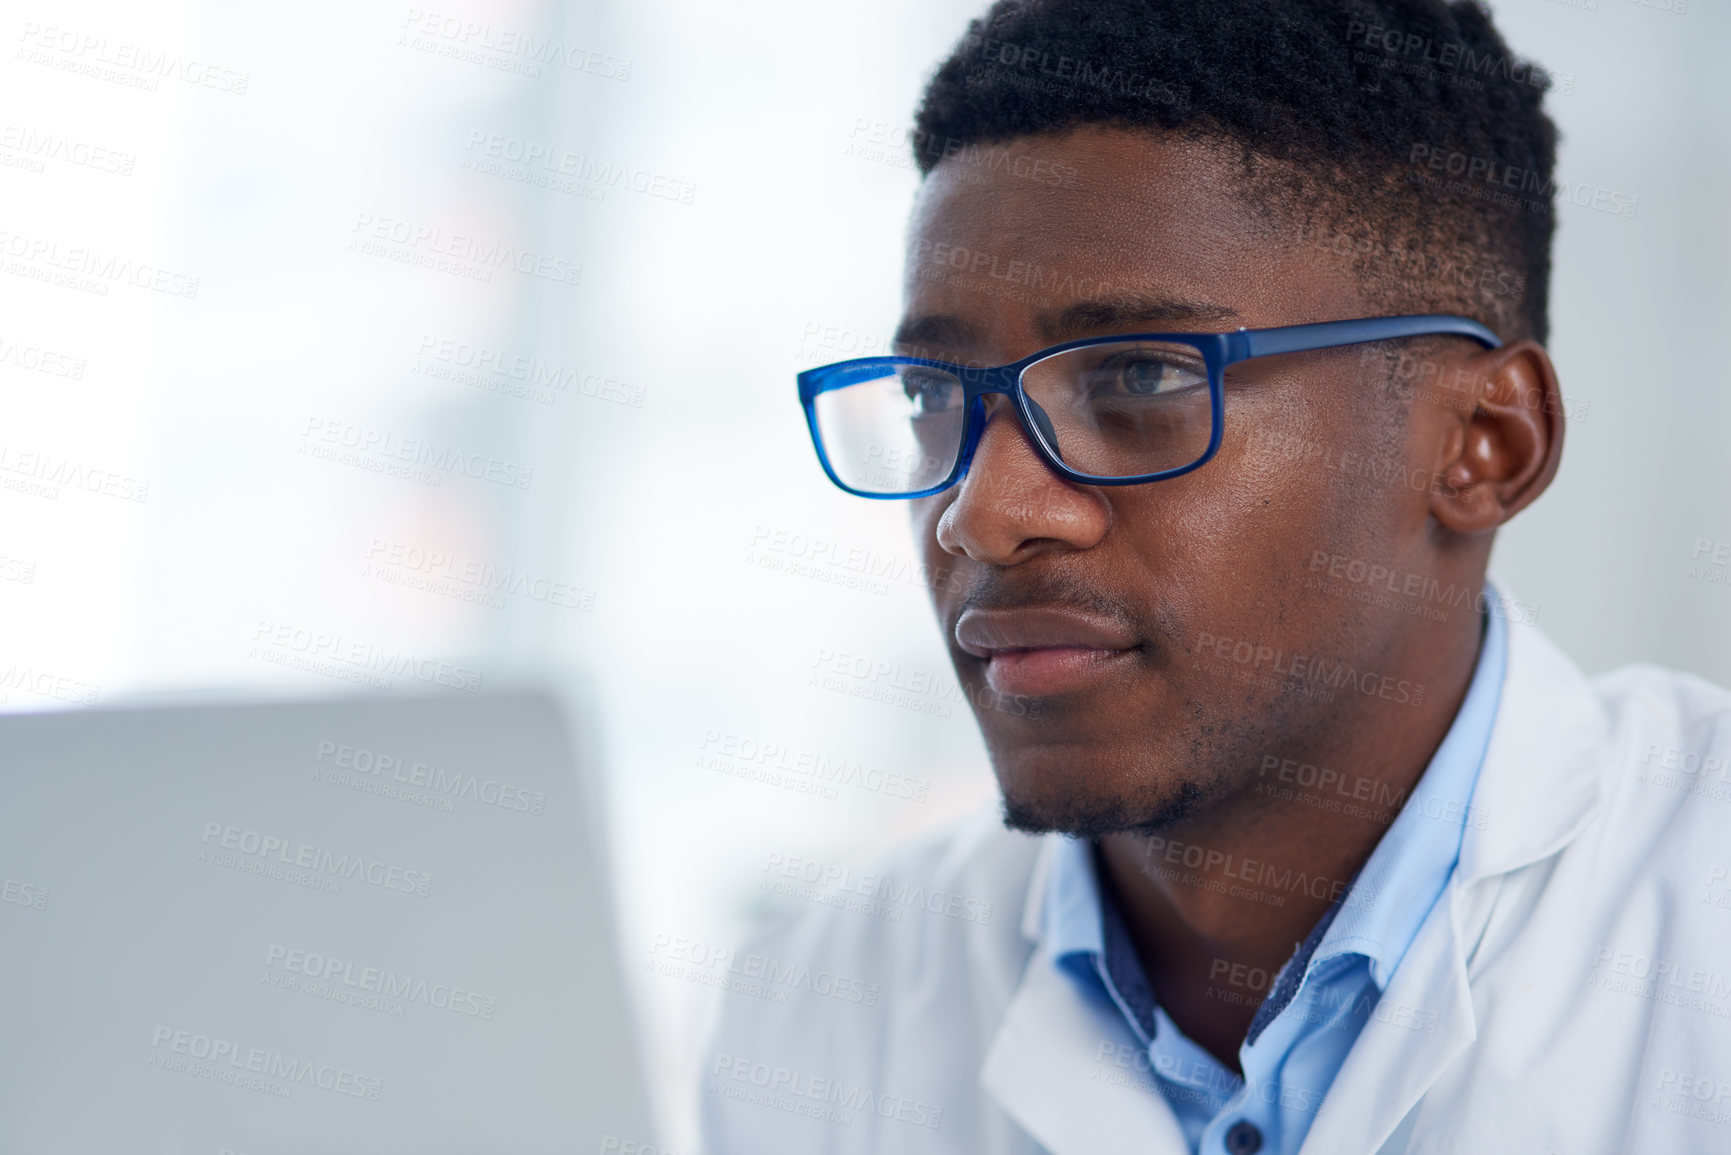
[0,692,658,1154]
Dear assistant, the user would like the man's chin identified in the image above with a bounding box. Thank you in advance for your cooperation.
[999,780,1207,839]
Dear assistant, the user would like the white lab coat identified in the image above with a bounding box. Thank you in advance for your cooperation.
[700,615,1731,1154]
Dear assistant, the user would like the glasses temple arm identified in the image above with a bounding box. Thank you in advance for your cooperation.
[1233,315,1502,361]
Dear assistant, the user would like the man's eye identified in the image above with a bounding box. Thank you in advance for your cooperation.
[901,370,961,413]
[1094,356,1206,396]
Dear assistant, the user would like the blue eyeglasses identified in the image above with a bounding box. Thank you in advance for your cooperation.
[797,313,1500,499]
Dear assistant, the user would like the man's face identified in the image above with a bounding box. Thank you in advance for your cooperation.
[902,127,1463,836]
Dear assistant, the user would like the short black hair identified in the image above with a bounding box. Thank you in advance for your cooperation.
[913,0,1559,344]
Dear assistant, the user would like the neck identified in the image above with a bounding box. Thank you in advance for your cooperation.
[1095,605,1488,1070]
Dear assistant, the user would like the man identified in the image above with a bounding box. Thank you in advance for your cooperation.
[703,2,1731,1152]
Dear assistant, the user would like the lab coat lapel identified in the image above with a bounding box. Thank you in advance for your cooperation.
[1296,880,1477,1153]
[1455,604,1605,884]
[981,937,1191,1155]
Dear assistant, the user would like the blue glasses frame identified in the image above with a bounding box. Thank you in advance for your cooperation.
[797,313,1501,499]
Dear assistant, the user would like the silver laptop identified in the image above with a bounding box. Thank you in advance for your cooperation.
[0,692,658,1154]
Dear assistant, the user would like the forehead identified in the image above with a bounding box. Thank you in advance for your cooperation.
[901,127,1364,350]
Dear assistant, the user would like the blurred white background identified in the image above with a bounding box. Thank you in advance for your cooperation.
[1,0,1726,1147]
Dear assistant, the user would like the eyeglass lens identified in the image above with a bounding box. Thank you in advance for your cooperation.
[811,339,1215,494]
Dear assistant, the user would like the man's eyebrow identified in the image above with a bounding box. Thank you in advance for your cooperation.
[1037,295,1242,343]
[892,314,979,353]
[891,295,1242,357]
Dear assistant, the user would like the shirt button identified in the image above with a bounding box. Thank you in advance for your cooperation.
[1225,1120,1263,1155]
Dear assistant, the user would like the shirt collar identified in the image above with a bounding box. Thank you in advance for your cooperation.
[1317,601,1507,988]
[1045,833,1105,974]
[1045,833,1164,1046]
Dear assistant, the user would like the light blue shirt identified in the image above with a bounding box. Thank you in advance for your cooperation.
[1044,604,1507,1155]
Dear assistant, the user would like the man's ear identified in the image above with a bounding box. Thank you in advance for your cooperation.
[1429,339,1565,534]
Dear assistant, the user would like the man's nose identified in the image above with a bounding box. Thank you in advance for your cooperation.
[935,395,1110,565]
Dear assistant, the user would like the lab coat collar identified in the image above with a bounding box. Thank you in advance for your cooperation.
[981,934,1193,1155]
[1455,606,1606,885]
[1019,831,1057,943]
[996,840,1190,1153]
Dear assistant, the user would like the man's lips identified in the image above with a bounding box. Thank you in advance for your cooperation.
[954,606,1141,697]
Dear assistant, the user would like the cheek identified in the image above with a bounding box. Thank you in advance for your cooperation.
[1105,413,1349,611]
[1120,461,1276,561]
[909,495,948,552]
[1211,379,1367,521]
[911,494,981,613]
